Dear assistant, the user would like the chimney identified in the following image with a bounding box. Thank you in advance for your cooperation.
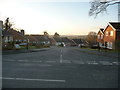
[21,30,25,35]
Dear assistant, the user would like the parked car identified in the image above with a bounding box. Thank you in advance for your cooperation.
[80,44,89,48]
[90,44,98,49]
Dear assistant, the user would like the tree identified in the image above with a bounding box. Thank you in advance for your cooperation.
[54,32,60,37]
[43,31,49,39]
[4,17,13,30]
[86,31,97,45]
[89,0,120,18]
[44,31,49,36]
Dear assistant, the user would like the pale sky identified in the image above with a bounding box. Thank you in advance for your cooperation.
[0,0,118,35]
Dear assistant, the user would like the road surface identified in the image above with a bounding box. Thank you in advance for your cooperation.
[2,47,119,88]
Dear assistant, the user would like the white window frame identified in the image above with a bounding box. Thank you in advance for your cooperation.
[106,31,108,36]
[5,37,8,42]
[109,42,113,49]
[98,35,100,39]
[110,31,113,36]
[101,35,103,39]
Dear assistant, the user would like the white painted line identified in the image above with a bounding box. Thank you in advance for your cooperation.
[32,61,42,63]
[46,61,56,63]
[99,61,113,65]
[86,61,98,65]
[112,62,120,65]
[61,50,62,53]
[18,60,27,62]
[73,61,85,64]
[1,77,65,82]
[4,60,16,62]
[63,60,71,63]
[60,54,63,63]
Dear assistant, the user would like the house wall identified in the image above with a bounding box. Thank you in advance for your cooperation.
[2,36,13,43]
[97,31,104,43]
[104,25,116,49]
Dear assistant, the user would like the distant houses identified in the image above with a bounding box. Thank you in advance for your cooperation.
[97,22,120,49]
[25,34,50,47]
[2,18,119,50]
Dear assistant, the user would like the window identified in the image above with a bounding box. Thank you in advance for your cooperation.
[109,42,113,49]
[98,35,100,39]
[101,35,103,39]
[110,31,113,36]
[106,42,113,49]
[106,31,108,36]
[5,37,8,42]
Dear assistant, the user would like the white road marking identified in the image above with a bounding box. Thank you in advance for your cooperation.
[60,49,63,63]
[4,59,43,63]
[46,61,56,63]
[99,61,113,65]
[61,49,62,53]
[1,77,66,82]
[4,60,16,62]
[18,60,27,62]
[112,62,120,65]
[86,61,98,65]
[73,61,85,64]
[32,61,42,63]
[62,60,71,63]
[60,54,63,63]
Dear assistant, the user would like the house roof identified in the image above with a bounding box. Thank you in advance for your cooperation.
[49,38,56,43]
[2,30,13,36]
[8,29,27,40]
[61,37,70,42]
[25,35,38,42]
[100,28,104,32]
[53,37,70,43]
[97,28,104,35]
[53,37,62,42]
[29,35,49,42]
[72,39,83,44]
[109,22,120,31]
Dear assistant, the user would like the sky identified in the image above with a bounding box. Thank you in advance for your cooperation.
[0,0,118,35]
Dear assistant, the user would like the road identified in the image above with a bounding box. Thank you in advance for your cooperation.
[2,47,119,88]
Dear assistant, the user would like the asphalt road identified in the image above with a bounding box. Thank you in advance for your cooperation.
[2,47,119,88]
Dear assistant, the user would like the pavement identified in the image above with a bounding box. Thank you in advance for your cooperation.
[77,48,119,58]
[2,47,119,88]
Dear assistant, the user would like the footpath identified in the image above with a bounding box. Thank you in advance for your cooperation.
[2,48,50,55]
[78,48,119,58]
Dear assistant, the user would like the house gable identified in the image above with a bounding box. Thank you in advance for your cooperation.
[97,28,104,43]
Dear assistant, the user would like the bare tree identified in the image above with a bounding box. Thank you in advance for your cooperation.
[43,31,49,36]
[89,0,120,17]
[4,17,13,30]
[53,32,60,37]
[86,31,97,45]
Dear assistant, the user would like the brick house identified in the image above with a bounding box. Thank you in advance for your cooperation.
[104,22,120,49]
[97,22,120,49]
[8,29,28,44]
[2,29,28,48]
[25,35,39,46]
[97,28,104,47]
